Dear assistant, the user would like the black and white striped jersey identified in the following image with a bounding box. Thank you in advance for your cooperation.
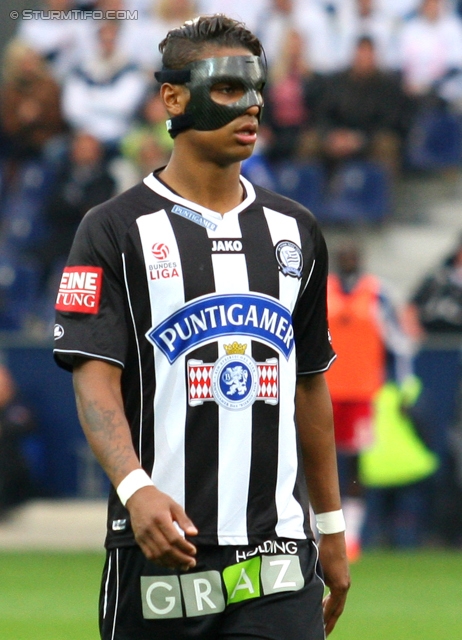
[54,172,335,549]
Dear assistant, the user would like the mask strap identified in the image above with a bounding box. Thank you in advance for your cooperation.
[155,69,195,138]
[166,113,195,138]
[154,69,191,84]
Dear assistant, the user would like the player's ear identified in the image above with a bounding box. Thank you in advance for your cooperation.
[161,83,190,116]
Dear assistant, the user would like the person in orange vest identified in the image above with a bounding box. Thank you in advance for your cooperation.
[325,239,411,561]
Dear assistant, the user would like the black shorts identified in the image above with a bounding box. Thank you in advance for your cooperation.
[99,538,325,640]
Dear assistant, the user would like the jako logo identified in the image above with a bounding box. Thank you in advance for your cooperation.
[152,243,169,260]
[212,240,243,252]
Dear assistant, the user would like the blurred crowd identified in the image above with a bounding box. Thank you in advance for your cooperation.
[2,0,462,333]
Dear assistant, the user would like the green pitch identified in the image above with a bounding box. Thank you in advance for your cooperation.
[334,550,462,639]
[0,551,104,640]
[0,549,460,639]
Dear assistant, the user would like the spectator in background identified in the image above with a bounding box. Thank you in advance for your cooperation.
[359,374,439,549]
[120,89,173,166]
[17,0,87,83]
[342,0,401,71]
[111,89,173,190]
[260,29,324,161]
[375,0,421,20]
[116,131,170,193]
[0,39,66,162]
[126,0,199,73]
[396,0,462,103]
[403,234,462,549]
[294,0,356,74]
[62,19,148,156]
[259,0,351,74]
[149,0,198,34]
[0,40,66,260]
[325,239,412,561]
[0,361,37,518]
[404,236,462,338]
[38,130,116,288]
[80,0,198,76]
[255,0,296,67]
[28,130,116,337]
[76,0,157,75]
[198,0,265,33]
[313,36,411,178]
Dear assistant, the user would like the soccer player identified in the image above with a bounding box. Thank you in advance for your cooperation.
[53,14,350,640]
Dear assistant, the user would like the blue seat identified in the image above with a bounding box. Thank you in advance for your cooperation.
[241,154,279,191]
[0,159,56,252]
[405,108,462,170]
[271,161,326,216]
[0,252,41,330]
[322,160,392,224]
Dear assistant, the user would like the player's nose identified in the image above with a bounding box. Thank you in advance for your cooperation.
[246,104,260,114]
[245,104,262,121]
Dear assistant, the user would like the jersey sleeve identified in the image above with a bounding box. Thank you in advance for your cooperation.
[53,205,129,372]
[293,221,336,375]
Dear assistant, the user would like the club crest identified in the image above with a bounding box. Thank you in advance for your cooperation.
[275,241,303,278]
[188,342,278,411]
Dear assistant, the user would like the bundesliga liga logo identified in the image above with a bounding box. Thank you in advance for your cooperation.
[152,243,170,260]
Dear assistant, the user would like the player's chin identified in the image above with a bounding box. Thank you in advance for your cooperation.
[212,135,257,164]
[214,146,254,167]
[233,141,256,161]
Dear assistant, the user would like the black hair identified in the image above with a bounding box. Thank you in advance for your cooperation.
[158,14,264,69]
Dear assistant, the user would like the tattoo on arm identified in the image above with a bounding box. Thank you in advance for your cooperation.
[76,395,136,480]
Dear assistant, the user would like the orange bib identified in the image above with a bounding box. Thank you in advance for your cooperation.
[326,274,385,401]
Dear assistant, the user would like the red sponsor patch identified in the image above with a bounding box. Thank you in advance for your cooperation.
[55,266,103,314]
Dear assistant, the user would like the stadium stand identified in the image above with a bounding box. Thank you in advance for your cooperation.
[0,158,55,254]
[272,160,326,215]
[405,107,462,171]
[321,160,392,224]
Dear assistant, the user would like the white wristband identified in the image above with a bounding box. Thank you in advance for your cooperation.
[315,509,346,535]
[116,469,154,506]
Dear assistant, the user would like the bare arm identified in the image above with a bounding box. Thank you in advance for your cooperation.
[296,373,350,636]
[73,358,197,570]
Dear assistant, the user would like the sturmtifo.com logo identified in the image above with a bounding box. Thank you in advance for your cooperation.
[10,9,138,21]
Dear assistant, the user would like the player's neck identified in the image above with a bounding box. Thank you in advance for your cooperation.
[159,152,244,215]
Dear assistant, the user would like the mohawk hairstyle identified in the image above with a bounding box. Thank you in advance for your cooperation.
[158,13,264,70]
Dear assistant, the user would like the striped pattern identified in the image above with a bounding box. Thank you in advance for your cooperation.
[54,172,334,548]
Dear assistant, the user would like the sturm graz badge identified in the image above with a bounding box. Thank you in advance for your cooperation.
[188,349,279,408]
[275,240,303,278]
[212,342,259,411]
